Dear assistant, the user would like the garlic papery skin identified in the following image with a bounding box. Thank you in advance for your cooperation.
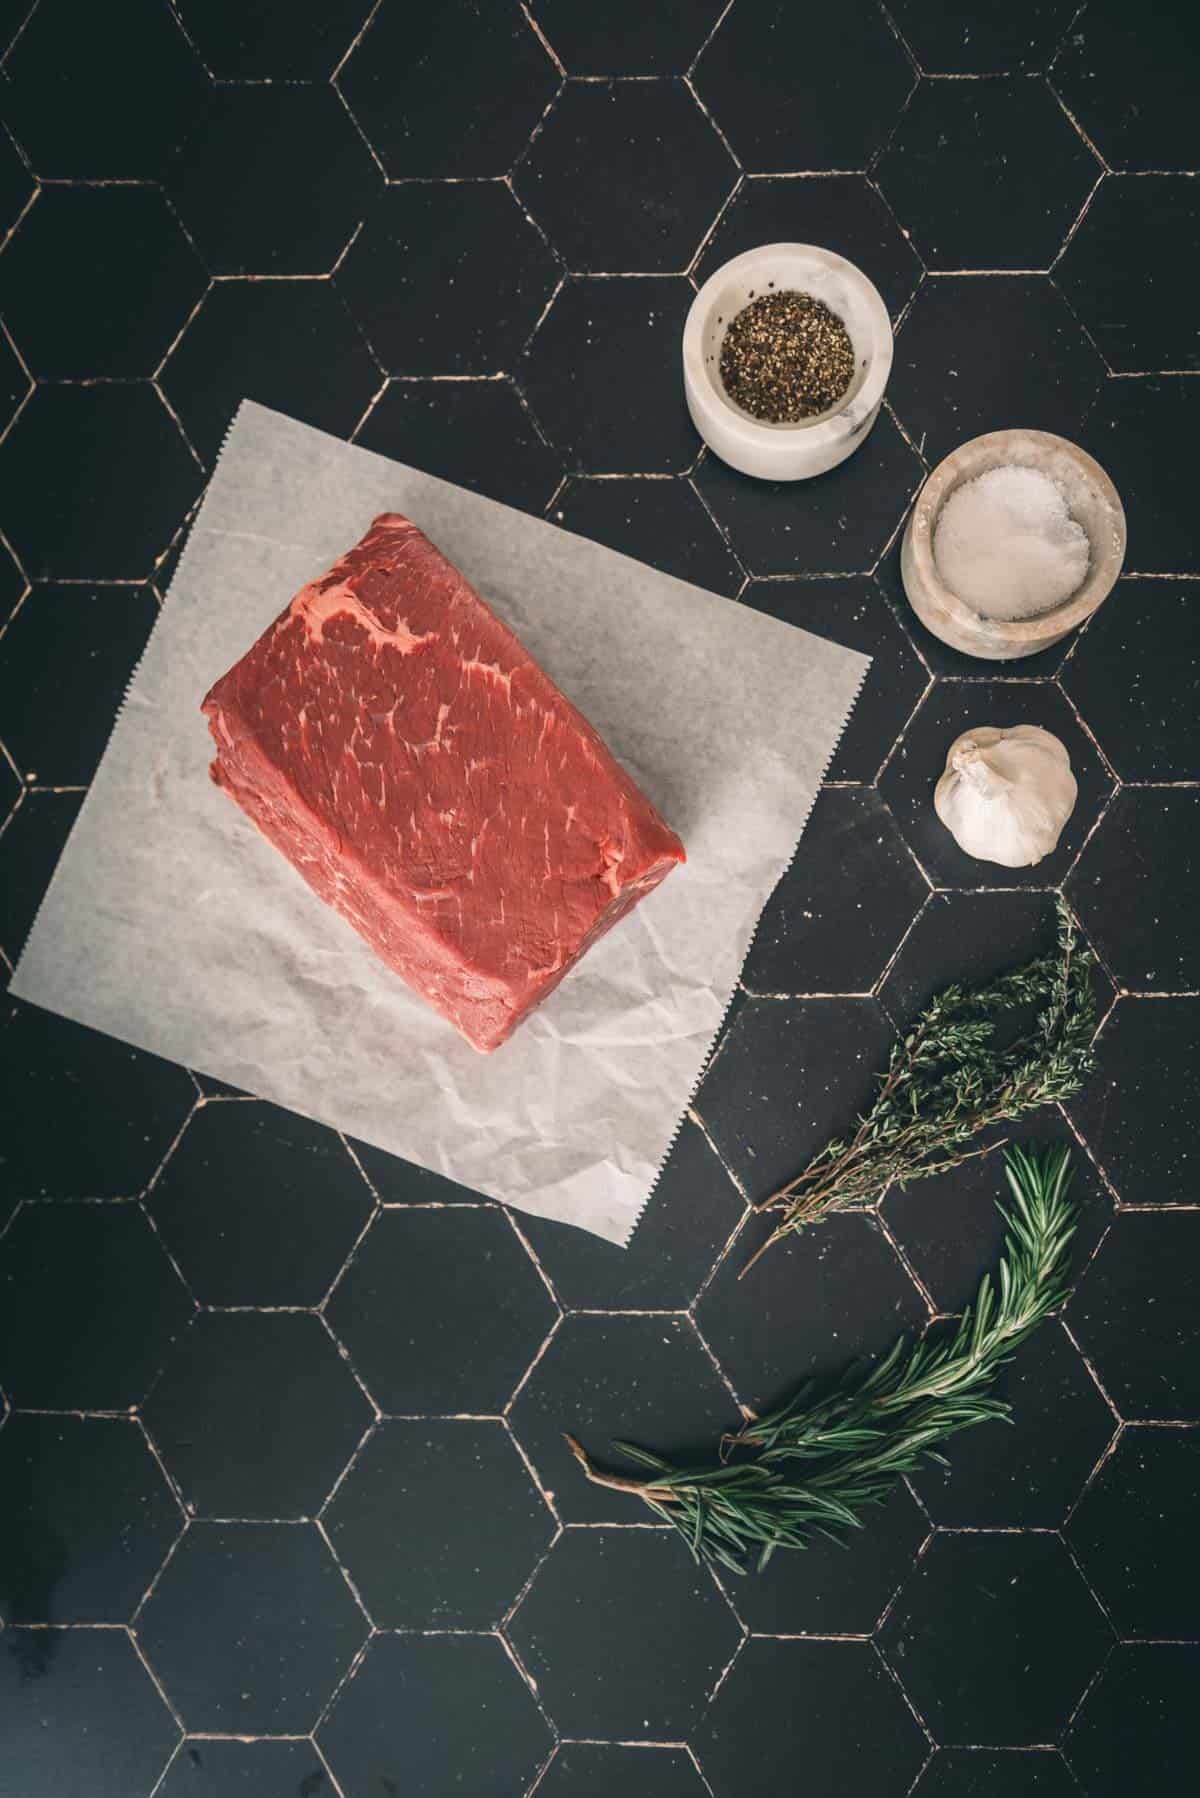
[934,725,1077,868]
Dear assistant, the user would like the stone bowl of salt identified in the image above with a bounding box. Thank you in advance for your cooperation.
[901,429,1125,661]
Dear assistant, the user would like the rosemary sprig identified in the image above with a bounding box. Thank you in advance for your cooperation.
[567,1144,1077,1576]
[743,895,1096,1269]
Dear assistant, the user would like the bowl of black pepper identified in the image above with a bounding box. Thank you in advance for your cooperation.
[683,243,893,481]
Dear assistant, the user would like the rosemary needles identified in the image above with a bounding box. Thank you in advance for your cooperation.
[743,895,1097,1269]
[567,1143,1078,1576]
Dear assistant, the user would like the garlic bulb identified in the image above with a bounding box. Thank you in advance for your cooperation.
[934,725,1077,868]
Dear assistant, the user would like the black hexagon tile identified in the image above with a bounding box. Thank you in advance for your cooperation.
[0,1202,193,1410]
[539,1744,709,1796]
[551,476,743,596]
[890,0,1078,73]
[742,788,927,995]
[1065,1643,1197,1798]
[1069,1426,1200,1638]
[695,996,896,1202]
[695,409,922,576]
[913,1749,1078,1796]
[146,1101,372,1308]
[326,1206,556,1414]
[0,778,20,857]
[0,791,84,964]
[167,85,378,277]
[1079,378,1200,575]
[880,684,1112,888]
[694,1638,926,1798]
[879,1532,1110,1747]
[0,585,156,784]
[143,1312,372,1521]
[1058,179,1200,373]
[1069,1211,1200,1422]
[514,80,735,273]
[2,186,207,379]
[160,280,380,468]
[874,535,1071,682]
[1061,581,1200,781]
[1,1000,195,1201]
[692,0,912,173]
[324,1418,552,1628]
[338,0,559,178]
[890,276,1104,468]
[0,385,201,583]
[157,1736,332,1797]
[354,378,561,514]
[336,183,559,375]
[698,1210,927,1412]
[726,1481,928,1638]
[743,577,928,780]
[137,1521,366,1733]
[0,534,26,618]
[1067,998,1199,1211]
[696,176,922,320]
[0,1414,180,1623]
[509,1528,739,1738]
[520,276,697,474]
[0,1626,179,1798]
[883,1100,1113,1321]
[342,1138,480,1203]
[508,1313,736,1525]
[0,126,35,241]
[1053,4,1200,172]
[175,0,373,80]
[319,1631,551,1797]
[3,0,205,179]
[0,325,32,436]
[532,0,726,74]
[516,1116,745,1311]
[875,80,1098,271]
[910,1322,1115,1527]
[0,808,60,939]
[1068,790,1200,991]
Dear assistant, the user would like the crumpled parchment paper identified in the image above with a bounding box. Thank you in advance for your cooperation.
[12,402,869,1244]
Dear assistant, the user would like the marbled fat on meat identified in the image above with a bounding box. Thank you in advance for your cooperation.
[201,514,686,1051]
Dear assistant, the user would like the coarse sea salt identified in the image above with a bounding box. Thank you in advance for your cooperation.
[933,463,1091,621]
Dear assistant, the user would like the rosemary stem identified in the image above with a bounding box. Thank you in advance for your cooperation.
[563,1434,677,1505]
[568,1144,1078,1575]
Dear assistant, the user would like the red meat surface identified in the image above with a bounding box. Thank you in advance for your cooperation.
[202,513,686,1052]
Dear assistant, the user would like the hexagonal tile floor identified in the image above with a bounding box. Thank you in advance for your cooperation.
[159,279,381,467]
[514,79,736,273]
[1,4,1196,1794]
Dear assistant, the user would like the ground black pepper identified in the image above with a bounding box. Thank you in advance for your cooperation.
[719,289,856,423]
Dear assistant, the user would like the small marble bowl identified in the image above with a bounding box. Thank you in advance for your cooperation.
[901,429,1126,662]
[682,243,893,481]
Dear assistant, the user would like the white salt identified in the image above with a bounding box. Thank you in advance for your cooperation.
[932,463,1090,621]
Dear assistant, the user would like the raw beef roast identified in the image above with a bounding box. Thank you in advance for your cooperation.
[202,514,686,1051]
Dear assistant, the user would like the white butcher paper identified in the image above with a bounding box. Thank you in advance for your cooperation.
[12,401,869,1245]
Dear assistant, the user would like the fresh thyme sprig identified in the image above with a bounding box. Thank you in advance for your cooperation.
[742,895,1096,1269]
[567,1144,1077,1576]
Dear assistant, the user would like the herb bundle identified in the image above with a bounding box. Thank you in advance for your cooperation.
[567,1144,1077,1575]
[744,895,1096,1270]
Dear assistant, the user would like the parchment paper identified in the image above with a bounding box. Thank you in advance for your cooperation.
[12,402,868,1245]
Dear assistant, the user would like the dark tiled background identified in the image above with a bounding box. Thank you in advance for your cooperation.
[0,1,1197,1793]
